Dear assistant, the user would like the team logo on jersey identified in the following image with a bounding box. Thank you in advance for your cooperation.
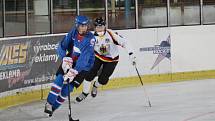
[100,44,110,55]
[140,35,171,70]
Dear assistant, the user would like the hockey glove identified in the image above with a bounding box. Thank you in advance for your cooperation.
[62,57,73,73]
[63,68,78,84]
[129,52,136,65]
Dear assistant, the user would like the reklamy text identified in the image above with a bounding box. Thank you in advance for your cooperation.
[33,53,58,63]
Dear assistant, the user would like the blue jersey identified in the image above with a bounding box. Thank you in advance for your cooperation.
[57,27,95,72]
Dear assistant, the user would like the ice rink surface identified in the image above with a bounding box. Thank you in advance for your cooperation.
[0,79,215,121]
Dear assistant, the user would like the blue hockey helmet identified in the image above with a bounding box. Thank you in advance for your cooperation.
[75,15,90,27]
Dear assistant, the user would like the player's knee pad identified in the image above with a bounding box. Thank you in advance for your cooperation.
[98,77,109,85]
[85,75,95,82]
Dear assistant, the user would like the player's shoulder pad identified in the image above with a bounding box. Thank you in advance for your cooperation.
[68,27,77,33]
[106,29,114,34]
[85,31,93,38]
[66,27,78,38]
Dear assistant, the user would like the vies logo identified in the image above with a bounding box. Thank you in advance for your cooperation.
[140,35,171,70]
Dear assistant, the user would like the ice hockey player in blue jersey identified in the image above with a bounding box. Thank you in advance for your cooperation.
[44,15,95,117]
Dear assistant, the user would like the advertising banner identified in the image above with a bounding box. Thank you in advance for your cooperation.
[0,35,64,92]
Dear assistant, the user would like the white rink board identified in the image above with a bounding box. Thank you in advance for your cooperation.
[111,25,215,78]
[171,25,215,72]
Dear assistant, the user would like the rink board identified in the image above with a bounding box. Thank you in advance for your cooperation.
[1,25,215,109]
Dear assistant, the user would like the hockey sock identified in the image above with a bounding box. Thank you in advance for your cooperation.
[47,74,64,105]
[52,83,74,110]
[83,80,91,94]
[52,94,67,110]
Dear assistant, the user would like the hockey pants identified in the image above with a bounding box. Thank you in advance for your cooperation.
[85,57,118,85]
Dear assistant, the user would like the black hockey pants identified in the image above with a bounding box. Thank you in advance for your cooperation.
[85,57,118,85]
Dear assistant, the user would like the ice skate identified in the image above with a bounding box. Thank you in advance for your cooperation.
[75,92,89,102]
[44,102,54,117]
[91,82,98,98]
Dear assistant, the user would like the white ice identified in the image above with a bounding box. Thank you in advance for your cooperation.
[0,79,215,121]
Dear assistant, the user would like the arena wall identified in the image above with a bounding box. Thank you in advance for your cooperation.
[1,25,215,109]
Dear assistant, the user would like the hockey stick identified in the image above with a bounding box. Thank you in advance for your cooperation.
[133,63,152,107]
[67,79,80,121]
